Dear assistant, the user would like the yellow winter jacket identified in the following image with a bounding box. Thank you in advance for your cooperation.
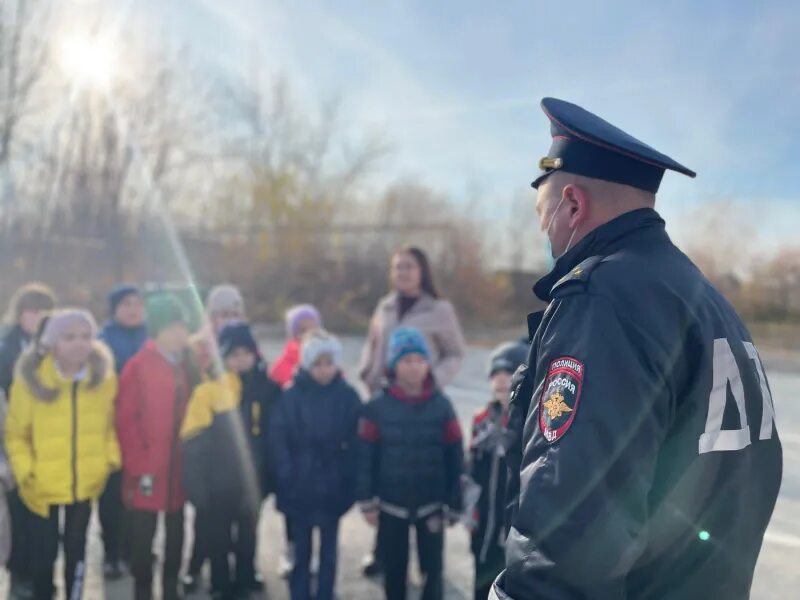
[181,371,240,440]
[5,343,120,517]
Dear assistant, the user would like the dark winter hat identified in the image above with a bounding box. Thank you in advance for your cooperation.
[488,340,528,378]
[218,322,259,358]
[386,327,430,373]
[146,294,188,337]
[109,284,141,316]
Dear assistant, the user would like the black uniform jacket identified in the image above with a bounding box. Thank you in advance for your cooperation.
[497,208,783,600]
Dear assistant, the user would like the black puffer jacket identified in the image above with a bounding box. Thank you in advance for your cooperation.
[0,325,28,396]
[270,370,362,521]
[497,209,783,600]
[357,377,464,518]
[469,400,510,563]
[181,371,252,512]
[238,362,282,496]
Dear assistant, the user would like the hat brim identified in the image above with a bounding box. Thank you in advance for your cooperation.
[531,171,554,189]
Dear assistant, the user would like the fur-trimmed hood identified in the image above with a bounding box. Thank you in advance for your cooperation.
[16,341,114,402]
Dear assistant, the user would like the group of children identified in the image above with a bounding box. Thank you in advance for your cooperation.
[0,280,528,600]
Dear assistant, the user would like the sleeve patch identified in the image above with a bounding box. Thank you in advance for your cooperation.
[538,356,584,443]
[358,417,380,443]
[444,417,463,444]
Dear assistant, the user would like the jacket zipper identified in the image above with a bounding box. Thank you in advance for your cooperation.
[480,430,501,564]
[71,380,79,502]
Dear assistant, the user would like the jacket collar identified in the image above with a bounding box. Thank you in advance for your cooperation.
[102,320,148,339]
[388,373,437,405]
[18,342,112,402]
[222,369,243,395]
[526,311,544,342]
[533,207,668,302]
[143,339,183,366]
[381,291,437,314]
[293,368,344,391]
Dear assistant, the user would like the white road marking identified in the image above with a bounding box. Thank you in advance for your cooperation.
[764,530,800,548]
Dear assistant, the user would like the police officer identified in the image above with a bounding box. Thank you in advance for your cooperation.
[491,98,782,599]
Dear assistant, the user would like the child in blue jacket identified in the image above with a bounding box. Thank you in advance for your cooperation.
[270,329,362,600]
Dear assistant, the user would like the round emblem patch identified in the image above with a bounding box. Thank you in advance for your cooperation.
[538,356,584,443]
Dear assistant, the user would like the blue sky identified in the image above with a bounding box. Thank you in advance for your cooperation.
[147,0,799,253]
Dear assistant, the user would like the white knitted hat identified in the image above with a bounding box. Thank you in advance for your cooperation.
[300,329,342,370]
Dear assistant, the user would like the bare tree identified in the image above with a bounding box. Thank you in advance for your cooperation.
[3,12,222,283]
[0,0,50,167]
[214,70,389,233]
[683,200,759,281]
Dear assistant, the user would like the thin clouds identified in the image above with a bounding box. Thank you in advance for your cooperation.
[149,0,798,251]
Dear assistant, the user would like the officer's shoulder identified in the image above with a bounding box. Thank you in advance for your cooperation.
[551,252,649,298]
[550,255,608,296]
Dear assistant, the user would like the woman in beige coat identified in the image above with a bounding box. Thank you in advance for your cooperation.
[358,246,467,577]
[359,246,466,395]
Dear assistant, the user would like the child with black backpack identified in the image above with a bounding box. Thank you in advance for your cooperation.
[181,322,281,598]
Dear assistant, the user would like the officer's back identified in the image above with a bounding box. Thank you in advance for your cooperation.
[495,98,782,600]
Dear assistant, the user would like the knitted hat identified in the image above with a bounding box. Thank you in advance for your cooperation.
[206,284,245,316]
[39,308,97,351]
[488,340,528,377]
[146,295,188,337]
[300,329,342,370]
[108,284,141,316]
[286,304,322,339]
[386,327,430,373]
[218,322,259,358]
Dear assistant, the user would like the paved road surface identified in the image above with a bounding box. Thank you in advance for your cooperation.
[2,334,796,598]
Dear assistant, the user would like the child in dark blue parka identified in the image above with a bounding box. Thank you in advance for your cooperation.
[270,329,362,600]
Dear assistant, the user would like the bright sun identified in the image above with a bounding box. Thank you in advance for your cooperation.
[58,34,117,90]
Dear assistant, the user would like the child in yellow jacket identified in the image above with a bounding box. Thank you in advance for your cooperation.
[5,308,119,600]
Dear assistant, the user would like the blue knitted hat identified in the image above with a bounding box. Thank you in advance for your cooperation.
[386,327,430,372]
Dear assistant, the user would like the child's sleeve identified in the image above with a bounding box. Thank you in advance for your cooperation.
[355,399,380,510]
[340,387,364,508]
[105,375,121,470]
[4,379,34,487]
[180,385,215,509]
[115,361,149,477]
[431,301,467,388]
[442,396,465,515]
[268,394,293,493]
[466,412,481,475]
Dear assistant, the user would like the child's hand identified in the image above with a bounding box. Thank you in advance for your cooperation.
[363,510,379,527]
[139,474,154,496]
[465,509,479,532]
[426,514,443,533]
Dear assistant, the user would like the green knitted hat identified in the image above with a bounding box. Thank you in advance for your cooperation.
[146,294,188,337]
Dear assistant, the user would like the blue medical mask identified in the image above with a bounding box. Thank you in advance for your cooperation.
[543,194,577,270]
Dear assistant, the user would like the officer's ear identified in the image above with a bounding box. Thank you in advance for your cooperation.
[561,183,590,229]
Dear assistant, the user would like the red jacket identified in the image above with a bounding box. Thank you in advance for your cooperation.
[269,338,301,389]
[116,341,195,512]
